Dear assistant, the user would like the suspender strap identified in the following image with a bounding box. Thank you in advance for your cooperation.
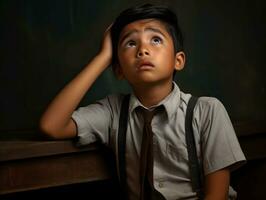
[118,94,130,199]
[185,96,204,199]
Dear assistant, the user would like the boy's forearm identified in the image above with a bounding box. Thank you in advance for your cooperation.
[39,53,110,139]
[204,169,230,200]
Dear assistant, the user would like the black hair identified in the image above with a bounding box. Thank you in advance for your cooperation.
[111,3,184,70]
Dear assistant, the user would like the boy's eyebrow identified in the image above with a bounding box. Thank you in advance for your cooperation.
[119,30,138,45]
[145,27,167,37]
[119,26,167,45]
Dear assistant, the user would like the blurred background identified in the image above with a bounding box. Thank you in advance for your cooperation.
[0,0,265,138]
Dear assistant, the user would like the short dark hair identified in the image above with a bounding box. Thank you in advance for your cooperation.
[111,3,184,70]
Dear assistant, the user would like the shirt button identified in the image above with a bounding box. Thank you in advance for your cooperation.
[158,181,164,188]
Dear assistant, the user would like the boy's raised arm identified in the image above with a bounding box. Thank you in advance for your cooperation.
[39,28,112,139]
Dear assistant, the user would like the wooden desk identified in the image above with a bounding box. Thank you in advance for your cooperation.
[0,140,114,195]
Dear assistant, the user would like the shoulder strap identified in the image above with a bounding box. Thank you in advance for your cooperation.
[185,96,204,199]
[117,94,130,200]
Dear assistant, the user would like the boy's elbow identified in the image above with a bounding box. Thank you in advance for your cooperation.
[39,119,60,140]
[39,118,76,140]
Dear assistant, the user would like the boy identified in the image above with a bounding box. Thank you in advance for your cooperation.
[40,4,246,200]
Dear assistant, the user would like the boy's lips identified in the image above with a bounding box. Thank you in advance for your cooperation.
[137,60,155,70]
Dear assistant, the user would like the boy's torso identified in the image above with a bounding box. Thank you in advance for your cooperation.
[72,82,245,200]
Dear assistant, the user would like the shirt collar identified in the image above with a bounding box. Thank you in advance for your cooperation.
[128,82,181,119]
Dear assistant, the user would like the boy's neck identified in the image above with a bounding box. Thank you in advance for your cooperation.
[132,81,173,108]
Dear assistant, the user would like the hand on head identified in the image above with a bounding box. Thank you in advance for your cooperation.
[99,24,113,65]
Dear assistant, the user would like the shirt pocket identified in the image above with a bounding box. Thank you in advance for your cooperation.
[166,141,189,164]
[164,141,190,177]
[154,136,190,177]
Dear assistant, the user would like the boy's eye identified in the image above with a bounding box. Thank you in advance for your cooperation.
[151,37,162,45]
[125,40,136,48]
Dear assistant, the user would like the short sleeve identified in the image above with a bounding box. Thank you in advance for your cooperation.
[72,94,121,146]
[196,97,246,175]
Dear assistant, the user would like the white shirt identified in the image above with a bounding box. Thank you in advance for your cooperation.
[72,82,246,200]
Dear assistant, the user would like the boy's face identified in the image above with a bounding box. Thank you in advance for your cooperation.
[116,19,184,88]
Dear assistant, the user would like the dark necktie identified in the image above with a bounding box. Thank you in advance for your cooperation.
[139,108,165,200]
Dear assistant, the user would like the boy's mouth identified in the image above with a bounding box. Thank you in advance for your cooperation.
[137,60,154,70]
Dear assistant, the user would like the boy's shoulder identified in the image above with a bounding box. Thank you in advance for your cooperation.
[105,93,125,102]
[197,96,224,109]
[180,91,226,113]
[101,93,127,111]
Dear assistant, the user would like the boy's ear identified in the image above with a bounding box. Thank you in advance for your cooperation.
[174,51,185,71]
[114,64,125,79]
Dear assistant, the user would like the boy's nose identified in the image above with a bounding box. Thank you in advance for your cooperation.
[137,46,150,58]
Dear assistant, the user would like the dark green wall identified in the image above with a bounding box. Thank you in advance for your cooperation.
[1,0,265,138]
